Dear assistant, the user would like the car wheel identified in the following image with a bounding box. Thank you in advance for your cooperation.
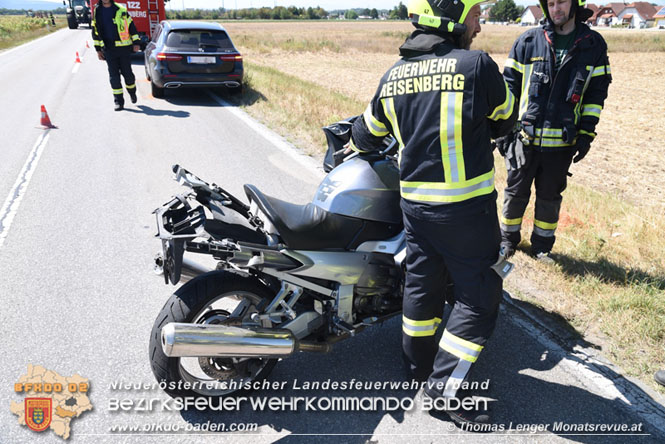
[151,80,164,98]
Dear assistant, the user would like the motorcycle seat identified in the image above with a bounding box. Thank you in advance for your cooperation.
[244,184,365,250]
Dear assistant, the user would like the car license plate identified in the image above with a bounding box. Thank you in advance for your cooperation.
[187,56,215,64]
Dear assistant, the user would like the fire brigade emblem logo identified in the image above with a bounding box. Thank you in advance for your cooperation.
[25,398,52,432]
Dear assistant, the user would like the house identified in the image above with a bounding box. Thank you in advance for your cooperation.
[585,3,600,25]
[480,6,491,23]
[617,2,658,28]
[595,3,627,26]
[654,6,665,28]
[520,5,543,25]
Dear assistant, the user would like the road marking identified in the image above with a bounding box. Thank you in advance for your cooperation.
[0,133,50,249]
[502,294,665,435]
[72,63,81,74]
[204,90,325,179]
[0,29,65,58]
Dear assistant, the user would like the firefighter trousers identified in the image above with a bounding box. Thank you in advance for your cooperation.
[501,149,575,254]
[401,196,502,399]
[104,47,136,105]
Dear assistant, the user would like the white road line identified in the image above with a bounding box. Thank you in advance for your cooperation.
[204,90,325,178]
[0,133,50,249]
[72,63,81,74]
[0,29,66,58]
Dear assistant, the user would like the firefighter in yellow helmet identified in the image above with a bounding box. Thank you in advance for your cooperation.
[498,0,611,262]
[350,0,517,427]
[92,0,140,111]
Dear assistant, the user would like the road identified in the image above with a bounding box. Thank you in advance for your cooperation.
[0,28,663,443]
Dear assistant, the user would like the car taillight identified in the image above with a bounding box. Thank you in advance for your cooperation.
[157,53,182,61]
[219,54,242,62]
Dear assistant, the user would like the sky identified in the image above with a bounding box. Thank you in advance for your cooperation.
[36,0,665,11]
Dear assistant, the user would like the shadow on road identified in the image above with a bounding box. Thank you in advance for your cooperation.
[172,296,664,442]
[123,105,189,118]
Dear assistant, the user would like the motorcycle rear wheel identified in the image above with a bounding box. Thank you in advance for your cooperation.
[149,270,278,399]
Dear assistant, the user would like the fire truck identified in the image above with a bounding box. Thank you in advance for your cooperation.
[90,0,166,49]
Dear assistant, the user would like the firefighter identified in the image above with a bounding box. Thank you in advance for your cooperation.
[92,0,140,111]
[498,0,611,262]
[350,0,517,427]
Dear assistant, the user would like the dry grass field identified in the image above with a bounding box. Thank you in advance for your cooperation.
[225,22,665,208]
[0,15,65,50]
[221,21,665,389]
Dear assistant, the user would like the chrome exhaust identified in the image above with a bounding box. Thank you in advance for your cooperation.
[161,323,330,358]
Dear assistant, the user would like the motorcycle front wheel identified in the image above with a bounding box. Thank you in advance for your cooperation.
[149,270,278,399]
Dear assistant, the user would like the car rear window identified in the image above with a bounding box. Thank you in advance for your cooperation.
[165,30,235,51]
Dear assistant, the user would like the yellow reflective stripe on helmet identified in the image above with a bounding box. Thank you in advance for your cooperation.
[581,104,602,118]
[504,58,524,74]
[534,219,557,230]
[500,216,522,226]
[381,97,404,165]
[400,169,494,203]
[439,330,483,363]
[363,104,389,137]
[439,92,465,183]
[488,81,515,121]
[591,65,611,77]
[417,14,442,28]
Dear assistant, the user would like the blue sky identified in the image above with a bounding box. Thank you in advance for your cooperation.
[36,0,665,11]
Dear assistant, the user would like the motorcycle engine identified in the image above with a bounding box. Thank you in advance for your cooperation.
[353,255,402,316]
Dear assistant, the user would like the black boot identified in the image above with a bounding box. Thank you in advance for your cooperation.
[114,100,124,111]
[129,90,137,104]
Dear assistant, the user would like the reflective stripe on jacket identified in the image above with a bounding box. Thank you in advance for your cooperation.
[503,22,611,151]
[92,2,139,51]
[351,35,517,206]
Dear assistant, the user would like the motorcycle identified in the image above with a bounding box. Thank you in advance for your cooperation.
[148,118,454,399]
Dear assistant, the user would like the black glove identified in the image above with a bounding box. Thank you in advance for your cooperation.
[495,136,509,157]
[573,135,593,163]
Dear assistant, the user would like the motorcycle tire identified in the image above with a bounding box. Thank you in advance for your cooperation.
[149,270,278,399]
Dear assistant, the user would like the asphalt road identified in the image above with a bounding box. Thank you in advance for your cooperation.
[0,28,664,443]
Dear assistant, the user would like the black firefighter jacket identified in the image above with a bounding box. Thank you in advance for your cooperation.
[92,2,139,52]
[351,30,517,208]
[504,22,611,151]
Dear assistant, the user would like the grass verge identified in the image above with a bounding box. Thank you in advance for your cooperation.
[227,62,364,156]
[232,59,665,392]
[0,15,66,51]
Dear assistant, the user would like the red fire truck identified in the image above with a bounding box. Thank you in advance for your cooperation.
[90,0,166,49]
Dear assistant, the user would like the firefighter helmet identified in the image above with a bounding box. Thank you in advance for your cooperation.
[538,0,589,23]
[408,0,486,35]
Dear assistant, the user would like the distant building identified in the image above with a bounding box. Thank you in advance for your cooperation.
[617,2,658,28]
[585,3,600,25]
[595,3,627,26]
[654,6,665,28]
[520,5,543,25]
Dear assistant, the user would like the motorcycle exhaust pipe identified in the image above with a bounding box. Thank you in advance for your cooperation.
[153,254,212,284]
[161,323,330,358]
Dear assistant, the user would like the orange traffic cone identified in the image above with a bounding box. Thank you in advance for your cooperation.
[86,41,90,48]
[40,105,56,129]
[75,52,82,63]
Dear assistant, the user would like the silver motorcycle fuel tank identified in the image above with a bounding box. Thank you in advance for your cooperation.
[312,157,401,225]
